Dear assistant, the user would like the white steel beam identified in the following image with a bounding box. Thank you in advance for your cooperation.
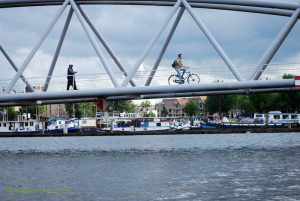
[247,8,300,81]
[43,7,73,92]
[69,0,120,88]
[145,6,185,86]
[78,5,136,87]
[0,44,35,92]
[182,0,243,81]
[5,0,70,94]
[120,0,182,87]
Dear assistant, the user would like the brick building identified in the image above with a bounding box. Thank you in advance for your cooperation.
[156,97,205,118]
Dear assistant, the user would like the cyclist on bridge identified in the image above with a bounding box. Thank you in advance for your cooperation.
[174,54,188,84]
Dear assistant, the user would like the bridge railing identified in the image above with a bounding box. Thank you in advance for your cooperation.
[0,62,299,94]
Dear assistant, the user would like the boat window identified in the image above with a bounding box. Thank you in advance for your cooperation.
[274,115,280,119]
[25,122,28,127]
[256,115,263,117]
[0,123,1,127]
[82,120,87,124]
[59,121,61,125]
[30,122,33,126]
[157,123,161,127]
[283,115,289,119]
[291,115,298,119]
[3,123,6,127]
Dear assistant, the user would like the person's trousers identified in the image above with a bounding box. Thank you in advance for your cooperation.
[67,79,77,90]
[176,68,186,84]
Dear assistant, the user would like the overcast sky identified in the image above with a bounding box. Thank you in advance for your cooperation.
[0,0,300,104]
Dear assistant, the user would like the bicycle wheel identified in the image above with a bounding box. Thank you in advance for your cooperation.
[187,74,200,84]
[168,75,180,85]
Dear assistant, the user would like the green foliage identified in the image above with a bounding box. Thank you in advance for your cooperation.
[249,93,279,113]
[236,95,254,114]
[204,95,237,115]
[161,106,169,117]
[19,105,46,119]
[108,100,136,113]
[0,107,16,121]
[182,99,199,117]
[140,100,152,107]
[65,102,94,118]
[155,102,161,108]
[144,111,156,117]
[282,73,294,79]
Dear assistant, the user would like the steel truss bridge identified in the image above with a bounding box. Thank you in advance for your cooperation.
[0,0,300,106]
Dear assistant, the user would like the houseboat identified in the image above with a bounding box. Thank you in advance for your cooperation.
[221,115,283,128]
[254,111,300,126]
[99,119,133,132]
[134,118,170,131]
[79,118,97,132]
[0,120,42,133]
[44,118,80,133]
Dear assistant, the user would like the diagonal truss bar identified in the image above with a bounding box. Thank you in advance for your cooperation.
[77,5,136,87]
[69,0,120,88]
[5,0,70,94]
[247,8,300,81]
[43,7,73,92]
[182,0,244,81]
[120,0,182,87]
[145,6,185,86]
[0,44,35,92]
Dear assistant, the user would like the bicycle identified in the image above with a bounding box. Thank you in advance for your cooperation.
[168,67,200,85]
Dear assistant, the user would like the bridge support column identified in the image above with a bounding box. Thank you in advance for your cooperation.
[69,0,120,88]
[5,0,70,94]
[43,7,74,92]
[247,8,300,81]
[121,0,182,87]
[145,6,185,86]
[0,44,34,92]
[182,0,244,81]
[78,6,136,87]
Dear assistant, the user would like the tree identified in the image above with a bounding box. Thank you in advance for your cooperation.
[140,100,152,107]
[155,102,161,108]
[161,106,169,117]
[19,105,46,119]
[107,100,136,113]
[204,95,237,115]
[0,107,16,121]
[65,102,94,118]
[236,95,255,115]
[275,74,300,112]
[144,111,156,117]
[182,99,199,117]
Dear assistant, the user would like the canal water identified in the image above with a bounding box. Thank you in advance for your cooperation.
[0,133,299,201]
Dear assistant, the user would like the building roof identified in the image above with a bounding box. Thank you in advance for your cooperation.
[178,98,188,106]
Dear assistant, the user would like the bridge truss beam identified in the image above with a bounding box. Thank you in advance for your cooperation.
[0,79,295,106]
[1,0,299,105]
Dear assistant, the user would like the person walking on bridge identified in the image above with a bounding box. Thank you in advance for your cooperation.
[175,54,187,84]
[67,64,78,90]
